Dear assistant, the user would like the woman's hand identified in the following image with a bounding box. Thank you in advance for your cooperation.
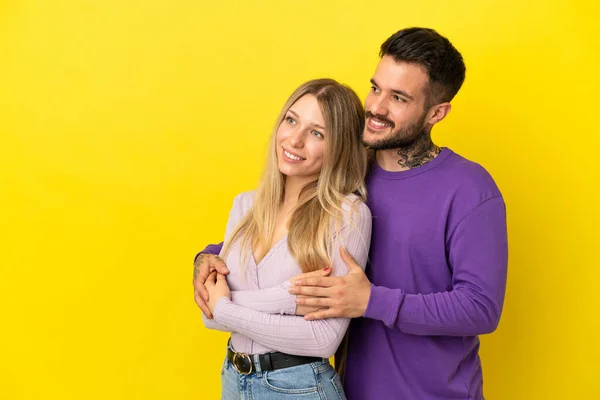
[289,266,332,285]
[205,271,231,314]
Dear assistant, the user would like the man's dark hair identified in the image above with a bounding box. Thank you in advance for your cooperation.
[380,27,466,106]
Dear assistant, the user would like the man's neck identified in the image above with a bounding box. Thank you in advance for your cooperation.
[376,133,441,172]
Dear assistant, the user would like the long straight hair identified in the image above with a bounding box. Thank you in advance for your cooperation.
[222,78,367,273]
[224,79,367,272]
[223,79,366,375]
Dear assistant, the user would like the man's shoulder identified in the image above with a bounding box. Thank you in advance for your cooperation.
[442,149,502,199]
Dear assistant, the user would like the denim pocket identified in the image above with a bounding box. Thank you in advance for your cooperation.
[316,362,346,400]
[263,364,319,395]
[330,373,346,400]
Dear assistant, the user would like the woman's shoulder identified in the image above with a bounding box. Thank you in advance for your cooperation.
[340,193,371,221]
[231,190,256,213]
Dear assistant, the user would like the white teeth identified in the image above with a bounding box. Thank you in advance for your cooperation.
[284,149,304,161]
[370,118,390,128]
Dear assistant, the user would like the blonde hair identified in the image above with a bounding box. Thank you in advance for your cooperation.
[222,78,367,273]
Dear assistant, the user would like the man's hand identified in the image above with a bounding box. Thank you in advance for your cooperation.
[205,271,231,314]
[289,267,332,316]
[193,253,229,318]
[288,246,372,320]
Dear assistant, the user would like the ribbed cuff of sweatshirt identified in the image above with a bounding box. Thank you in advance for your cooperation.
[364,284,405,328]
[194,244,223,262]
[279,281,297,315]
[212,297,233,323]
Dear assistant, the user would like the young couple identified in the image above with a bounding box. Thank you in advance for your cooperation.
[193,27,508,400]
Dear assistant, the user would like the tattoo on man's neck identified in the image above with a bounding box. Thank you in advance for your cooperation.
[396,134,441,169]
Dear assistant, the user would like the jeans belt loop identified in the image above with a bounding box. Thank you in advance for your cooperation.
[253,354,262,375]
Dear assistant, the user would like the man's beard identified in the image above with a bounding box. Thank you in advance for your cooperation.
[363,111,428,150]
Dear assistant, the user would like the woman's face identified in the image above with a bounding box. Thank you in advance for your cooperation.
[276,94,327,183]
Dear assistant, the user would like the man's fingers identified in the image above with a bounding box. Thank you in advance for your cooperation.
[304,308,338,321]
[195,281,210,302]
[293,276,336,288]
[288,286,331,297]
[205,271,217,288]
[194,264,215,302]
[295,295,334,308]
[211,255,230,274]
[340,246,361,271]
[295,304,323,316]
[194,290,213,319]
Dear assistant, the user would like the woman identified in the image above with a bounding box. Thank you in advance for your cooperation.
[202,78,372,399]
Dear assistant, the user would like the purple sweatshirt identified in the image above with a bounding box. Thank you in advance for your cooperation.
[199,148,508,399]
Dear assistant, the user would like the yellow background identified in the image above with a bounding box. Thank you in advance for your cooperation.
[1,0,599,398]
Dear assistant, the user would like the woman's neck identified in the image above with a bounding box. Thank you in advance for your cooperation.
[282,176,313,207]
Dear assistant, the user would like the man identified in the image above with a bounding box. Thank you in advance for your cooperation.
[194,27,508,399]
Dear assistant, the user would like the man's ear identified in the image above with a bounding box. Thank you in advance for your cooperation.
[426,102,452,126]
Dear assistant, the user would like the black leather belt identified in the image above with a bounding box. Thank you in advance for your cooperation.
[226,346,322,375]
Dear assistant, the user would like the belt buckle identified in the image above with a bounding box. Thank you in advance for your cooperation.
[232,352,253,375]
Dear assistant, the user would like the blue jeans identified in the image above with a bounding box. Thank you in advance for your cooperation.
[220,354,347,400]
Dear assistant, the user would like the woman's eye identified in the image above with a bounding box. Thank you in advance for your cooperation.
[312,130,324,138]
[286,117,296,124]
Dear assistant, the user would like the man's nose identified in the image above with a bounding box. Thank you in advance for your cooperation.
[369,96,389,117]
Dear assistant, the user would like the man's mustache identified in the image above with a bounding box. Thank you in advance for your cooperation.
[365,111,395,128]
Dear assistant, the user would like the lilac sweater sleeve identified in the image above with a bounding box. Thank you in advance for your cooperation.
[212,202,372,358]
[197,246,297,315]
[199,195,297,334]
[202,282,297,332]
[364,196,508,336]
[197,227,297,315]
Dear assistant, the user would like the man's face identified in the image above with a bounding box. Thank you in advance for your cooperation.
[363,55,431,150]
